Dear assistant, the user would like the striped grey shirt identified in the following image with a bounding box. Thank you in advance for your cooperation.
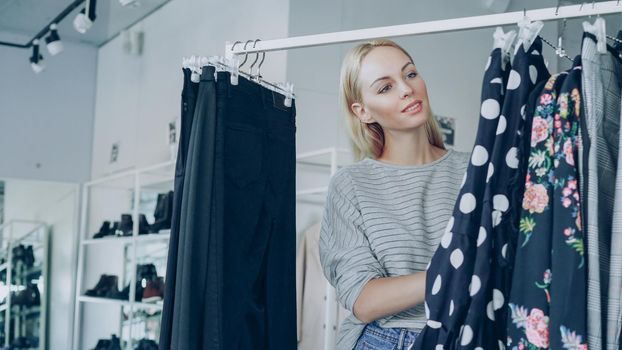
[319,149,470,349]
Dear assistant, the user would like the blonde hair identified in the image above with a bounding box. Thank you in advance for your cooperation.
[339,39,446,160]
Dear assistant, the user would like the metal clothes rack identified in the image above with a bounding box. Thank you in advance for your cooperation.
[221,2,622,349]
[225,1,622,57]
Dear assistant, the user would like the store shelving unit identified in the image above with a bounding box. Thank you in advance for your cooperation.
[295,147,352,350]
[72,161,174,350]
[0,220,49,350]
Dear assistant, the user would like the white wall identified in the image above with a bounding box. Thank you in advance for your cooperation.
[0,38,96,183]
[90,0,291,178]
[3,179,79,350]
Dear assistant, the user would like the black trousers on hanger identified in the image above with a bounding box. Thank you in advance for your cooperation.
[168,65,219,349]
[216,72,297,349]
[159,68,199,350]
[162,67,296,349]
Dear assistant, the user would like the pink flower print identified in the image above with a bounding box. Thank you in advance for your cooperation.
[523,183,549,214]
[563,139,575,165]
[531,117,549,147]
[573,192,580,201]
[562,197,572,208]
[525,308,550,348]
[540,93,553,105]
[518,343,525,350]
[555,119,562,129]
[568,179,577,190]
[564,228,572,237]
[562,187,572,197]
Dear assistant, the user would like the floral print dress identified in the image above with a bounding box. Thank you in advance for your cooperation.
[508,57,588,350]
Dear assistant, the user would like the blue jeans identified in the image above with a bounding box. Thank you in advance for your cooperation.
[354,322,420,350]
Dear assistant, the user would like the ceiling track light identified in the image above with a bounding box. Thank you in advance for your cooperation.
[73,0,97,34]
[30,40,46,74]
[45,23,64,56]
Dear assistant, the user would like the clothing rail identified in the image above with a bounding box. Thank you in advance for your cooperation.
[225,1,622,57]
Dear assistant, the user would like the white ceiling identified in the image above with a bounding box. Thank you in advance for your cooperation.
[0,0,170,46]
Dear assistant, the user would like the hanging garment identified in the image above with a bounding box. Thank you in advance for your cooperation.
[415,35,549,350]
[549,56,587,350]
[506,72,566,349]
[168,65,220,349]
[319,150,470,350]
[612,95,622,350]
[464,35,550,350]
[508,56,589,349]
[582,31,622,350]
[159,68,199,350]
[217,71,298,350]
[296,222,348,350]
[414,41,510,349]
[164,68,297,350]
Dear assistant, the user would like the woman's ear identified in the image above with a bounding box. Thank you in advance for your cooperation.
[351,102,375,124]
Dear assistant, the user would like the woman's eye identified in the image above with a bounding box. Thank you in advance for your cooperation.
[379,85,391,94]
[407,71,418,79]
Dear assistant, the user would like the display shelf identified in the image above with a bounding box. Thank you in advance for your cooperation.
[82,232,170,246]
[0,221,49,350]
[295,148,349,350]
[78,295,163,310]
[73,160,173,350]
[296,147,352,167]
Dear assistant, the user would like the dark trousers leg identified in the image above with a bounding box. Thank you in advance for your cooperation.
[159,68,198,350]
[217,74,297,349]
[170,66,218,349]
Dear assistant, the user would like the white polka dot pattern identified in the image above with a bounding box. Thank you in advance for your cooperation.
[471,145,489,166]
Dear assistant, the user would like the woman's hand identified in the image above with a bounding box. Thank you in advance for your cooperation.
[352,270,427,324]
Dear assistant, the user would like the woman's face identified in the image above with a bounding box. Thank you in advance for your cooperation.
[351,46,432,132]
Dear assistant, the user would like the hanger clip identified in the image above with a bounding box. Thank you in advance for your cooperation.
[493,27,517,63]
[516,17,544,53]
[228,55,240,85]
[583,17,607,54]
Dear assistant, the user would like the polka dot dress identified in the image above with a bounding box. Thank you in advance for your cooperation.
[415,37,550,350]
[415,43,509,349]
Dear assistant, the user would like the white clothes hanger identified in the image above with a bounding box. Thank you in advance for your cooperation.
[583,16,608,54]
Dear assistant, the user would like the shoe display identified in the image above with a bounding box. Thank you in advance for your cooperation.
[23,245,34,268]
[93,221,113,239]
[138,214,150,235]
[118,214,133,237]
[150,191,173,233]
[12,283,40,307]
[92,334,121,350]
[142,277,164,302]
[85,274,120,299]
[135,338,158,350]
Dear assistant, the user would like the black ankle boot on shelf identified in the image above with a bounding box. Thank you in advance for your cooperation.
[12,283,40,307]
[118,214,133,237]
[24,245,34,267]
[11,244,25,265]
[85,274,120,299]
[93,221,112,239]
[150,191,173,233]
[138,214,150,235]
[92,334,121,350]
[135,338,158,350]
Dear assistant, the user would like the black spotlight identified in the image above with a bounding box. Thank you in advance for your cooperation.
[30,40,45,74]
